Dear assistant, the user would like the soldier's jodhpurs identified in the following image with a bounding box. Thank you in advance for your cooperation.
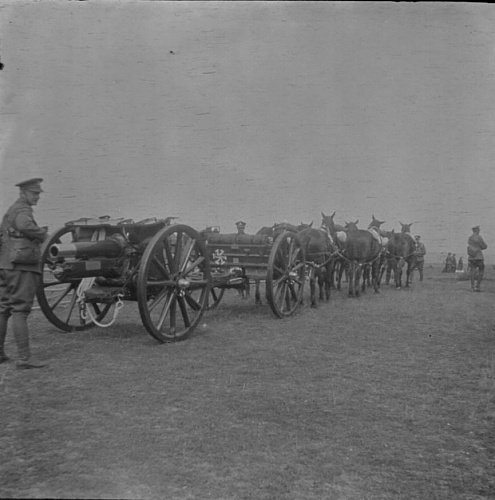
[0,270,40,361]
[469,260,484,289]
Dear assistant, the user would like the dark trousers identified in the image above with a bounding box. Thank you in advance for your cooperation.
[468,260,484,290]
[0,270,40,361]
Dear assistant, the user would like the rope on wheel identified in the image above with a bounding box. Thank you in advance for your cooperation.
[81,294,125,328]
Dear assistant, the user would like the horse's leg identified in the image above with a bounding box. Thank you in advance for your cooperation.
[254,279,262,305]
[361,264,368,293]
[355,264,362,297]
[405,259,412,287]
[325,263,332,301]
[309,267,317,308]
[329,261,336,290]
[338,260,346,290]
[372,259,381,293]
[348,262,355,297]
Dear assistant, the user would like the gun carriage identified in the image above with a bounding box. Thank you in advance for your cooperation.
[36,216,211,343]
[203,229,306,318]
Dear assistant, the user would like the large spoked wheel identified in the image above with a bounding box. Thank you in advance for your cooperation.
[36,226,113,332]
[137,224,211,343]
[207,286,225,311]
[266,231,306,318]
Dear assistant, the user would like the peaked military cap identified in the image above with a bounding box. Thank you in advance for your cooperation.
[414,235,421,240]
[15,178,44,192]
[236,221,246,227]
[472,225,480,231]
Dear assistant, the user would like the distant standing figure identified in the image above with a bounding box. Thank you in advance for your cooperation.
[236,221,246,235]
[467,225,487,292]
[411,235,426,282]
[0,178,49,369]
[457,256,463,271]
[442,253,452,273]
[451,254,457,273]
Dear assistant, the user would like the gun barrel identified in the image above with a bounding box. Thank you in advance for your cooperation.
[49,237,126,260]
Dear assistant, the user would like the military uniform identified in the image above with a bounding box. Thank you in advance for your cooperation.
[411,236,426,281]
[0,178,48,368]
[467,226,487,292]
[236,221,246,235]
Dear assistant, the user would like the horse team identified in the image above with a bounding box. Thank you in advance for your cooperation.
[244,212,419,307]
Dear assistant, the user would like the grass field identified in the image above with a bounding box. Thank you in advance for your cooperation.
[1,264,494,499]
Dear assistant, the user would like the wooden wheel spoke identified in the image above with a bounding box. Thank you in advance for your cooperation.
[163,239,175,274]
[148,288,170,313]
[177,296,191,327]
[184,291,202,311]
[151,252,170,280]
[291,261,305,273]
[273,281,286,305]
[287,281,299,302]
[173,231,183,270]
[47,283,76,310]
[146,280,174,288]
[182,255,205,277]
[169,297,177,332]
[179,238,196,272]
[64,291,79,323]
[156,292,174,330]
[276,251,288,269]
[284,286,292,311]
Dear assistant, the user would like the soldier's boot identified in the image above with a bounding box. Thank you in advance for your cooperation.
[0,314,10,363]
[470,270,476,291]
[475,271,484,292]
[12,312,46,369]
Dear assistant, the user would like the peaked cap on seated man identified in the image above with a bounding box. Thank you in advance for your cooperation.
[15,178,44,193]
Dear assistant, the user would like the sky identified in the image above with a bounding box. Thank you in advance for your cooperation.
[1,1,494,261]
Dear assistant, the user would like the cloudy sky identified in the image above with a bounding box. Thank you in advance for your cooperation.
[1,1,494,259]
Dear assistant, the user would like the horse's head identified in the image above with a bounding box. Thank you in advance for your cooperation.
[344,220,359,231]
[256,226,274,237]
[399,222,413,234]
[368,214,386,230]
[298,221,313,231]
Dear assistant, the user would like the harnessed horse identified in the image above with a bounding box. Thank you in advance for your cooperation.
[321,212,349,290]
[323,214,384,297]
[297,226,335,308]
[381,232,416,289]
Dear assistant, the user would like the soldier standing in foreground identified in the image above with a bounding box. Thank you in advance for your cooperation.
[467,225,488,292]
[0,178,49,369]
[411,235,426,282]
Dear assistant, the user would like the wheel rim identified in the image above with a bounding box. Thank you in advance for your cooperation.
[266,231,306,318]
[36,226,112,332]
[137,225,211,342]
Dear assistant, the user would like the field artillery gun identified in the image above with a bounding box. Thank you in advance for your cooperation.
[36,216,211,343]
[202,228,306,318]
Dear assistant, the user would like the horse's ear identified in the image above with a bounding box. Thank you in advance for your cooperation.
[310,221,313,228]
[321,212,326,218]
[331,211,336,218]
[355,219,359,225]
